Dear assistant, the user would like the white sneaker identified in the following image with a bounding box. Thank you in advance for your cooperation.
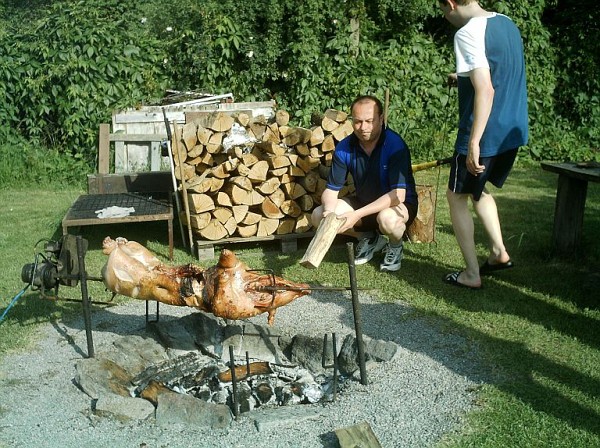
[355,234,387,265]
[380,243,403,272]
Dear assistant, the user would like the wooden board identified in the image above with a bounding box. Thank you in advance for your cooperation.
[334,421,382,448]
[196,232,315,260]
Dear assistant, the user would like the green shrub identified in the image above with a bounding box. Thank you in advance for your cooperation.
[0,0,597,167]
[0,127,90,189]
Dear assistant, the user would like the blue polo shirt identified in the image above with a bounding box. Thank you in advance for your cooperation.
[454,13,529,156]
[326,127,417,207]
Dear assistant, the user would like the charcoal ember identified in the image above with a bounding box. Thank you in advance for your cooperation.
[252,380,275,406]
[189,384,212,402]
[276,383,302,406]
[228,382,256,413]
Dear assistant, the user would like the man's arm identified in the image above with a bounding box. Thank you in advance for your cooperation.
[321,188,340,217]
[467,67,495,175]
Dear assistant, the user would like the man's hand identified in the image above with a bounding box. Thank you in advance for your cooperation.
[338,210,361,233]
[466,144,485,176]
[447,73,458,88]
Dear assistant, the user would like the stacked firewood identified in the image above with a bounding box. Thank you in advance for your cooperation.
[171,109,355,241]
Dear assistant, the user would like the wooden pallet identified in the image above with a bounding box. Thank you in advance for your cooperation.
[195,232,315,260]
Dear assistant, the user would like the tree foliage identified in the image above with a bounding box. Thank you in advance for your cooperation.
[0,0,597,176]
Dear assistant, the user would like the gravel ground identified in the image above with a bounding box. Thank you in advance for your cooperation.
[0,291,489,448]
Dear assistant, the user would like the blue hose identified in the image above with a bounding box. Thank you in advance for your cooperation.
[0,285,30,324]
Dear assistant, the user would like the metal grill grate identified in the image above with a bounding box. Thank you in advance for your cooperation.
[67,194,170,219]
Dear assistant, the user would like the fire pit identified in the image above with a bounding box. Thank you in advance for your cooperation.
[74,310,398,427]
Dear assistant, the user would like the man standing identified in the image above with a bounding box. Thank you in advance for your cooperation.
[438,0,528,289]
[311,95,417,272]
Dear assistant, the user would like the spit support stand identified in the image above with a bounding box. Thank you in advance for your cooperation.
[346,242,368,385]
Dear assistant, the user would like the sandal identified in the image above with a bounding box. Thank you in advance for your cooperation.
[443,271,482,290]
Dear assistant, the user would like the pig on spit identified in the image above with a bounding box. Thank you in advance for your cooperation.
[101,236,310,325]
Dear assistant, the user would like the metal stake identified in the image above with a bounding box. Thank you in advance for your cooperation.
[229,345,239,419]
[346,242,368,385]
[77,236,94,358]
[322,333,339,401]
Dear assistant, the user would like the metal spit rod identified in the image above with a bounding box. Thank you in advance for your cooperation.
[229,345,240,419]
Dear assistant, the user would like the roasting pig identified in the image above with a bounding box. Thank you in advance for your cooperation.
[101,237,310,325]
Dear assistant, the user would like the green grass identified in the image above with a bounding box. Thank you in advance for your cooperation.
[1,164,599,447]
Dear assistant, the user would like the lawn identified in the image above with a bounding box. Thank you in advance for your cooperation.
[0,163,599,447]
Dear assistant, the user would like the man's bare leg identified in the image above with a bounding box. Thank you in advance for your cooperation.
[446,189,481,287]
[378,205,409,244]
[472,190,511,265]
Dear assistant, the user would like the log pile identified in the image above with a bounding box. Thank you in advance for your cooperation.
[171,109,355,241]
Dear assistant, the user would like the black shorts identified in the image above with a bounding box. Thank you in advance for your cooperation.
[343,197,418,232]
[448,148,518,201]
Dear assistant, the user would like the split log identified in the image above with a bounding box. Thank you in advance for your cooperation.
[225,184,253,206]
[236,112,251,127]
[197,126,212,145]
[322,116,340,132]
[241,211,262,225]
[275,110,290,127]
[213,207,234,224]
[281,199,302,217]
[331,120,354,142]
[236,223,258,238]
[247,160,269,182]
[282,182,307,200]
[276,218,296,235]
[295,213,312,233]
[257,177,281,195]
[249,190,265,206]
[255,141,286,156]
[189,212,211,230]
[229,175,253,191]
[321,134,336,153]
[206,112,234,132]
[300,213,347,268]
[309,126,325,146]
[232,204,249,223]
[297,170,319,193]
[182,122,198,151]
[188,193,215,214]
[298,194,314,211]
[188,144,204,158]
[269,188,286,207]
[260,197,285,219]
[257,217,279,237]
[223,216,237,236]
[215,191,233,207]
[199,218,228,240]
[282,127,312,146]
[324,108,348,122]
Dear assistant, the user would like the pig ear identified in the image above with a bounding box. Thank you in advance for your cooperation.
[102,236,116,254]
[218,249,238,268]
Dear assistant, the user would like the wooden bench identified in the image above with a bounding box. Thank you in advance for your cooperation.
[541,161,600,255]
[62,124,175,259]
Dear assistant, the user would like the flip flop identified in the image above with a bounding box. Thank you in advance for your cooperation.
[443,271,482,290]
[479,260,514,276]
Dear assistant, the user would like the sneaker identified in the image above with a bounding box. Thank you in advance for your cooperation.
[355,234,387,265]
[380,243,403,272]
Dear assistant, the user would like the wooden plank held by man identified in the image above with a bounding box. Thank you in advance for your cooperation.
[299,212,346,269]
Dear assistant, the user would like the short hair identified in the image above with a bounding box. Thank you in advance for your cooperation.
[350,95,383,117]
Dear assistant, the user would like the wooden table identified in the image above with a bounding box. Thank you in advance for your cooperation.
[62,193,174,260]
[541,161,600,254]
